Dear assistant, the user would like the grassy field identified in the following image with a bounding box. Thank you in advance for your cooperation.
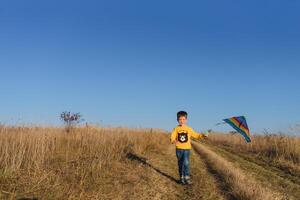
[208,132,300,176]
[0,126,299,200]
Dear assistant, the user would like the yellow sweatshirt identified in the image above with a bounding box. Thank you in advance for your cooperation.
[170,125,205,150]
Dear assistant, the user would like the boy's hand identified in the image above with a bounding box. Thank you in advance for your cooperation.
[203,130,210,137]
[173,140,178,145]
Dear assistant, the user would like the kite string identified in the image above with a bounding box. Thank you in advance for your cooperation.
[203,122,225,133]
[215,122,226,126]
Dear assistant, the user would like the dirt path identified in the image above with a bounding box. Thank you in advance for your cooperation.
[208,143,300,184]
[127,144,225,200]
[192,142,283,200]
[205,143,300,200]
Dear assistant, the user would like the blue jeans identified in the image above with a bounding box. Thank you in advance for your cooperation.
[176,149,190,178]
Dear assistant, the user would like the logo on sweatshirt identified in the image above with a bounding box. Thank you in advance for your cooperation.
[178,131,188,143]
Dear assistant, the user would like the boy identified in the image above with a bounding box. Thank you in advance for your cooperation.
[170,111,208,185]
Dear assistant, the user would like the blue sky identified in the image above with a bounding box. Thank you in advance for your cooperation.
[0,0,300,134]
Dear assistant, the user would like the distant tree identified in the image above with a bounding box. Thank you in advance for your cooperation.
[60,111,84,132]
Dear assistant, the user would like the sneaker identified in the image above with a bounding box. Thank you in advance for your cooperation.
[185,177,192,185]
[179,176,186,185]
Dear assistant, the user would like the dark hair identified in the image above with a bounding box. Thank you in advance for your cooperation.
[177,111,188,120]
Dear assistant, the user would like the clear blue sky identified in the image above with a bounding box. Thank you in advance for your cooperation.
[1,1,300,134]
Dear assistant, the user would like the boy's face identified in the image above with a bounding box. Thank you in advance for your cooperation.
[178,116,187,126]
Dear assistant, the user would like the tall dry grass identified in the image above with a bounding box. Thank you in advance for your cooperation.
[0,126,168,199]
[208,132,300,171]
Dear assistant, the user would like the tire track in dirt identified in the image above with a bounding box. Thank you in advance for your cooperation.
[209,143,300,185]
[131,145,225,200]
[192,154,237,200]
[206,143,300,200]
[183,148,225,200]
[192,142,283,200]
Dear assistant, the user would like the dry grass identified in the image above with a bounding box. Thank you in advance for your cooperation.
[0,126,169,199]
[192,142,283,200]
[208,133,300,168]
[1,125,298,200]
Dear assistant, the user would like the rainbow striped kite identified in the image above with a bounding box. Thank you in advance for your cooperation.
[224,116,251,143]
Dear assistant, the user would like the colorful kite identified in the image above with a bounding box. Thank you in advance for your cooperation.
[224,116,251,143]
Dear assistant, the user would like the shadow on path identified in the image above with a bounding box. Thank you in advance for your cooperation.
[126,152,179,184]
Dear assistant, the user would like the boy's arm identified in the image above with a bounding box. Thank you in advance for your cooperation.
[170,128,177,144]
[190,128,206,140]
